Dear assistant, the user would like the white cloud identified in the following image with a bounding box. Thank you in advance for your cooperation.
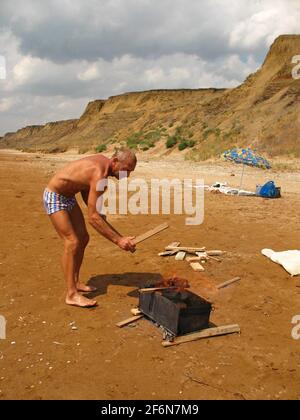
[0,97,19,112]
[144,68,166,84]
[0,55,6,79]
[13,56,38,84]
[230,0,300,50]
[78,64,101,81]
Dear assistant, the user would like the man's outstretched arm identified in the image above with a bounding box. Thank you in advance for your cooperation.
[87,181,136,252]
[81,188,122,237]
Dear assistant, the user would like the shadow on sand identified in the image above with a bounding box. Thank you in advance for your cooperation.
[85,272,163,299]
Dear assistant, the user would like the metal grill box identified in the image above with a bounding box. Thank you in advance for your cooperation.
[139,289,212,336]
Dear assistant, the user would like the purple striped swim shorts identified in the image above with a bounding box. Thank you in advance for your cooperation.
[43,189,77,215]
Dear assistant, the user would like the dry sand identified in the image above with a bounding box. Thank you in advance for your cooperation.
[0,150,300,400]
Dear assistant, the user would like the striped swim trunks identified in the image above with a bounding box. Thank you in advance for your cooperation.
[43,189,77,215]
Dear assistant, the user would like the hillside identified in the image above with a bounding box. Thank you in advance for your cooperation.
[1,35,299,159]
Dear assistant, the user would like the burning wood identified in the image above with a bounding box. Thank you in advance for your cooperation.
[154,275,190,291]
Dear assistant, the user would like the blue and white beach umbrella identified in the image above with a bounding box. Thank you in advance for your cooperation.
[222,148,272,191]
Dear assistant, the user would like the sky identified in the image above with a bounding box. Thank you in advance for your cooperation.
[0,0,299,136]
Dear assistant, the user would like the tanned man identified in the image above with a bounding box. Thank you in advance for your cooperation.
[43,149,137,308]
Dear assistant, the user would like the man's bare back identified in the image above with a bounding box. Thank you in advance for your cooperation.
[47,154,110,197]
[43,149,137,308]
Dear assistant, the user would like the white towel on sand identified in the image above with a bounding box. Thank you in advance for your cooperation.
[262,249,300,277]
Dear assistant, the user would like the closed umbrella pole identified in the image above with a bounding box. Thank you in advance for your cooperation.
[239,163,246,193]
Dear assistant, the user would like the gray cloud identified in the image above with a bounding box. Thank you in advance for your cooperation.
[0,0,299,135]
[2,0,297,63]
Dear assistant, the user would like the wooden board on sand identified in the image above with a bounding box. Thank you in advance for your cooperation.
[162,324,241,347]
[139,286,179,294]
[116,315,144,328]
[217,277,241,290]
[165,246,206,253]
[190,262,205,272]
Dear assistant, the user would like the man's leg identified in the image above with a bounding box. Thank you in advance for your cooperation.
[49,210,97,307]
[68,203,96,293]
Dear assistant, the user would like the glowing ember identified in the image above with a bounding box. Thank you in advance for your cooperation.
[155,274,190,291]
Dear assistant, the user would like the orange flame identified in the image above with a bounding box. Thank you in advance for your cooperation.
[155,274,190,292]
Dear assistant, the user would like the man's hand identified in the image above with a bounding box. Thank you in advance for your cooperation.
[117,237,136,253]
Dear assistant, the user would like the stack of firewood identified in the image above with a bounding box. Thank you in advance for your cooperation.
[158,242,225,272]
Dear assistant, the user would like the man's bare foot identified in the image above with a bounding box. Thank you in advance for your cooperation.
[76,283,97,293]
[66,293,97,308]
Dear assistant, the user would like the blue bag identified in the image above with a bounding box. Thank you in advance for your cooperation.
[256,181,281,198]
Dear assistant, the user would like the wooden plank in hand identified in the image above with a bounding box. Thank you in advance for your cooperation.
[134,223,169,245]
[162,324,241,347]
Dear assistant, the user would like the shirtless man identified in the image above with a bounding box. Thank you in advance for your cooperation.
[43,149,137,308]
